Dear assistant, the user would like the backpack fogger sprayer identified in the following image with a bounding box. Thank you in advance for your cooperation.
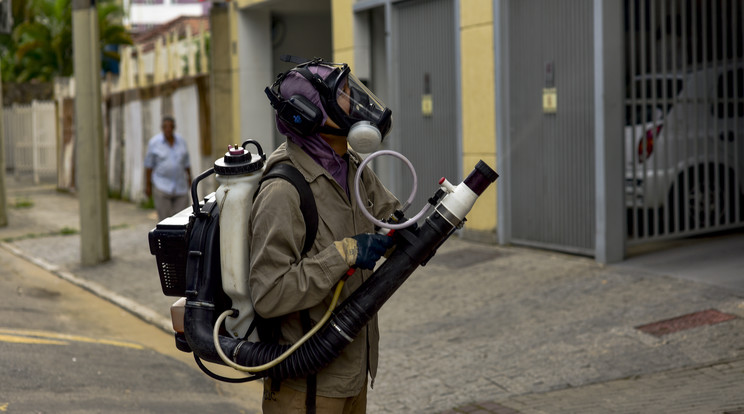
[149,140,498,382]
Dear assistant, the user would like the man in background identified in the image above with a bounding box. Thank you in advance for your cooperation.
[144,115,192,220]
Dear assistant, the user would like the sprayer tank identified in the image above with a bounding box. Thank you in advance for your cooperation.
[213,141,266,340]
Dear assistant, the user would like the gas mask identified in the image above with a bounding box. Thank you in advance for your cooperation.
[265,58,393,152]
[335,74,392,153]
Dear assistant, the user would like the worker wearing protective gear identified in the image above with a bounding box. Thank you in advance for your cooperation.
[249,59,400,414]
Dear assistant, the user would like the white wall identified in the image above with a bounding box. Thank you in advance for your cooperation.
[108,105,123,192]
[235,8,332,152]
[237,9,275,154]
[123,100,145,200]
[128,4,204,27]
[268,11,332,148]
[172,84,203,174]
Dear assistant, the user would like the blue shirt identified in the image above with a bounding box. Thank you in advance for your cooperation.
[144,133,191,195]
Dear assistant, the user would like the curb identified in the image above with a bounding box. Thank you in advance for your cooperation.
[0,241,173,334]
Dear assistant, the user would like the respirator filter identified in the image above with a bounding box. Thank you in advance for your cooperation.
[347,121,383,154]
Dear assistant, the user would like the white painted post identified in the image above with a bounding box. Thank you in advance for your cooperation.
[187,24,196,77]
[31,101,39,184]
[173,29,183,79]
[166,31,174,80]
[136,44,145,87]
[119,45,132,91]
[199,20,207,74]
[0,78,6,227]
[154,37,164,84]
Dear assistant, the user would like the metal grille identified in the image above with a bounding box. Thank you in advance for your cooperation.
[624,0,744,242]
[393,0,458,211]
[507,0,596,255]
[148,208,192,297]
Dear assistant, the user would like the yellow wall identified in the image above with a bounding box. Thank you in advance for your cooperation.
[331,0,354,68]
[460,0,497,237]
[235,0,269,9]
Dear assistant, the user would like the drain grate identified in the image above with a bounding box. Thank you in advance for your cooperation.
[635,309,738,337]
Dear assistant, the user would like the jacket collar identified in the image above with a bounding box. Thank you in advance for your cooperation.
[267,138,363,185]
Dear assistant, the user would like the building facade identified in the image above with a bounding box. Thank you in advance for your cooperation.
[219,0,498,244]
[214,0,743,262]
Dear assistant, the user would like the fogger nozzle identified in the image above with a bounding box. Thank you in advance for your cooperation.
[465,161,499,196]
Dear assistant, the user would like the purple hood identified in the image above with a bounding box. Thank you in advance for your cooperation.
[275,65,349,194]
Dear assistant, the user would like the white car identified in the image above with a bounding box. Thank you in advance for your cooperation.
[625,63,744,233]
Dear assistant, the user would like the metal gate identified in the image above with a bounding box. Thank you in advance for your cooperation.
[392,0,458,210]
[3,101,57,183]
[624,0,744,242]
[505,0,596,255]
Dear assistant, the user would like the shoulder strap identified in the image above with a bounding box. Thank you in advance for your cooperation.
[300,310,317,414]
[256,164,320,410]
[258,163,318,256]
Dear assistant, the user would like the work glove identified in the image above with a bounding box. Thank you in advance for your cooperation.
[334,233,394,270]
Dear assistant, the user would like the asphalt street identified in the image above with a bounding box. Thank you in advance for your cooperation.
[0,242,261,413]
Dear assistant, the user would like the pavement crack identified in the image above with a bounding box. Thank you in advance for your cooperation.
[485,377,511,393]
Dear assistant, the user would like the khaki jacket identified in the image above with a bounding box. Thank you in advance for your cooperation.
[248,139,399,398]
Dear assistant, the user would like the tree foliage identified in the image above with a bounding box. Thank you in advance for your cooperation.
[0,0,132,82]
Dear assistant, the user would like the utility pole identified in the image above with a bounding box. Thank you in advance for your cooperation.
[0,0,11,228]
[210,2,239,160]
[72,0,110,265]
[0,79,7,228]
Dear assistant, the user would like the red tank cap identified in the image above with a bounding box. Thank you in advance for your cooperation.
[229,145,245,155]
[438,177,445,185]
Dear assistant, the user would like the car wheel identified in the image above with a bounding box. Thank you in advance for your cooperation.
[672,165,735,231]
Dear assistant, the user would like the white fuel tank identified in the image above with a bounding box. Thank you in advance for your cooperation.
[213,141,266,340]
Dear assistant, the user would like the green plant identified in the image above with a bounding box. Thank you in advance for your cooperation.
[1,0,132,82]
[3,226,79,242]
[139,197,155,210]
[13,198,34,208]
[108,189,122,200]
[59,226,78,235]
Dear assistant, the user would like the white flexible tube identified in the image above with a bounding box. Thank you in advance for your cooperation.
[354,150,430,230]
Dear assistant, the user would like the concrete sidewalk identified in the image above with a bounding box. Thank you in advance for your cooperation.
[2,175,744,414]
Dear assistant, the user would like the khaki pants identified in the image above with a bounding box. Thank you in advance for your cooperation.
[152,187,190,221]
[262,378,367,414]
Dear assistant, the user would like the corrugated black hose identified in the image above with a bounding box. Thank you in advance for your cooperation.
[184,161,498,381]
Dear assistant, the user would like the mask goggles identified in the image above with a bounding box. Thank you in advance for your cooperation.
[326,68,393,139]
